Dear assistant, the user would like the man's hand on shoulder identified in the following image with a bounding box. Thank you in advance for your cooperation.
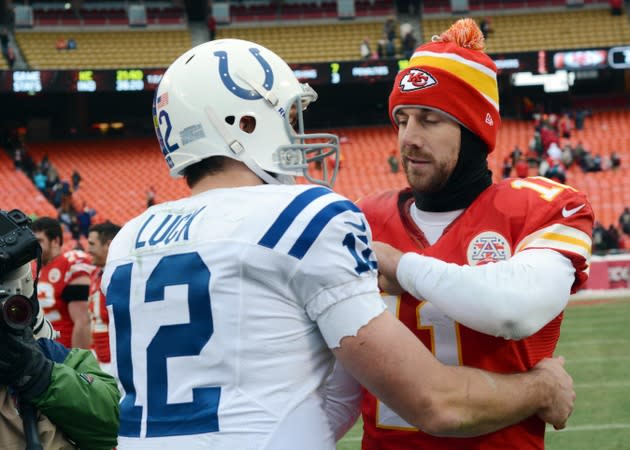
[372,241,405,295]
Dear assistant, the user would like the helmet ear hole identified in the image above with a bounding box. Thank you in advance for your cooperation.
[225,116,235,125]
[239,116,256,134]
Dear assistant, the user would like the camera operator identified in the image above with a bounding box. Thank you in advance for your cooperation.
[0,209,120,450]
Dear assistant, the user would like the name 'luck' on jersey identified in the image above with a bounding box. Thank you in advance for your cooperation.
[358,176,593,450]
[101,184,383,450]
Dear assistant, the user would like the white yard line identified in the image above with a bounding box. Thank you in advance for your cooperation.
[547,423,630,432]
[559,338,630,347]
[575,380,630,388]
[566,355,630,363]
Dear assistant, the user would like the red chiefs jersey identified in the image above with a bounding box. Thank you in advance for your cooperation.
[89,268,110,363]
[37,250,93,347]
[358,177,593,450]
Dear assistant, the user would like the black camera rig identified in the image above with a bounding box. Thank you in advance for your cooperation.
[0,209,41,331]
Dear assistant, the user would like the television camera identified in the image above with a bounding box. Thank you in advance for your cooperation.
[0,209,44,334]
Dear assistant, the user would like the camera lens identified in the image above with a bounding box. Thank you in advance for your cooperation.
[2,295,33,330]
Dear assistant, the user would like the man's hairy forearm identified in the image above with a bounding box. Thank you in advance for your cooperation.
[428,365,548,437]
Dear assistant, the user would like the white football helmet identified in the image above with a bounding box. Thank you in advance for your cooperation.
[153,39,339,187]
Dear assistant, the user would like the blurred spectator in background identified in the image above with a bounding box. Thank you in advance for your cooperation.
[591,154,603,172]
[207,14,216,41]
[558,113,573,138]
[77,202,96,238]
[610,151,621,170]
[0,27,8,54]
[146,186,156,208]
[12,146,22,171]
[592,222,608,253]
[6,45,14,69]
[510,144,523,167]
[56,37,68,50]
[610,0,623,15]
[540,123,559,154]
[400,24,417,59]
[387,149,399,173]
[561,144,574,168]
[34,169,48,194]
[547,141,562,163]
[515,155,529,178]
[574,109,588,130]
[606,224,621,250]
[383,16,396,42]
[66,38,77,50]
[529,130,544,159]
[479,17,492,39]
[360,37,372,60]
[619,207,630,235]
[544,161,567,184]
[72,168,82,191]
[40,154,51,173]
[501,155,512,178]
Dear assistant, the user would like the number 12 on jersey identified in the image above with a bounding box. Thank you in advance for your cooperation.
[107,252,221,438]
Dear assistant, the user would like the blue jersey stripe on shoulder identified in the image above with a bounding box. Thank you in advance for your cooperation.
[289,199,361,259]
[258,186,332,249]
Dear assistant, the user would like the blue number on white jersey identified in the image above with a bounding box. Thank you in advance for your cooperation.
[108,252,221,437]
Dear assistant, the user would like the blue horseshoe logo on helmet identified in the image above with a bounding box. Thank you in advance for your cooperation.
[214,48,274,100]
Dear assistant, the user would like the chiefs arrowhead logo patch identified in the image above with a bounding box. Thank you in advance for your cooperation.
[399,69,437,92]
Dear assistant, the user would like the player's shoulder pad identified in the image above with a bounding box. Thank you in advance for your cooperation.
[493,176,590,212]
[358,189,407,224]
[256,185,365,260]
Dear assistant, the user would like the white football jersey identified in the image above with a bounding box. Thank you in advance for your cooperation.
[102,184,385,449]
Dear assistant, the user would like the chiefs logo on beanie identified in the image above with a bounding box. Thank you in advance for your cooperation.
[389,18,500,153]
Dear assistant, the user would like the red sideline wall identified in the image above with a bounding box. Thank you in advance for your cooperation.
[583,254,630,290]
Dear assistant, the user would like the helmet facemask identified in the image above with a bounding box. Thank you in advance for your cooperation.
[275,84,339,187]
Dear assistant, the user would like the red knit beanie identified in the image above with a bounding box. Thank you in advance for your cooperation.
[389,18,500,153]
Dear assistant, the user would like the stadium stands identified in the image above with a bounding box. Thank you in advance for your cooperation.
[0,150,57,218]
[423,8,630,53]
[11,109,628,228]
[15,29,192,69]
[216,20,399,63]
[23,138,190,225]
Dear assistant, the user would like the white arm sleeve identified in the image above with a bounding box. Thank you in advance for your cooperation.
[323,360,363,441]
[396,249,575,340]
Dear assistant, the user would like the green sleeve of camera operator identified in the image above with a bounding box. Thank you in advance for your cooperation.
[32,343,120,450]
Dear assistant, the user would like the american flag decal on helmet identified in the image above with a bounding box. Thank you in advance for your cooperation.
[156,92,169,109]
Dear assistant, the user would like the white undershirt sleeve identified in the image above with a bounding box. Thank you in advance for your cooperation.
[396,248,576,340]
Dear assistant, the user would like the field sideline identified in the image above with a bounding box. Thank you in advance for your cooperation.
[338,295,630,450]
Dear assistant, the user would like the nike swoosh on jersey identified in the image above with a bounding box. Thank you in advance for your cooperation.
[344,218,367,232]
[562,204,586,218]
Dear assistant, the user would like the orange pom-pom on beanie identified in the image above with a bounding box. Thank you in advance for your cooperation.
[389,18,500,152]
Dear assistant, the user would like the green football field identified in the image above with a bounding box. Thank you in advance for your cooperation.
[338,296,630,450]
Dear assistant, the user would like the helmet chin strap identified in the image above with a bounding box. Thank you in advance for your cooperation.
[204,106,283,185]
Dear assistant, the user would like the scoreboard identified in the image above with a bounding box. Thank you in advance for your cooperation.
[3,68,165,93]
[0,46,621,94]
